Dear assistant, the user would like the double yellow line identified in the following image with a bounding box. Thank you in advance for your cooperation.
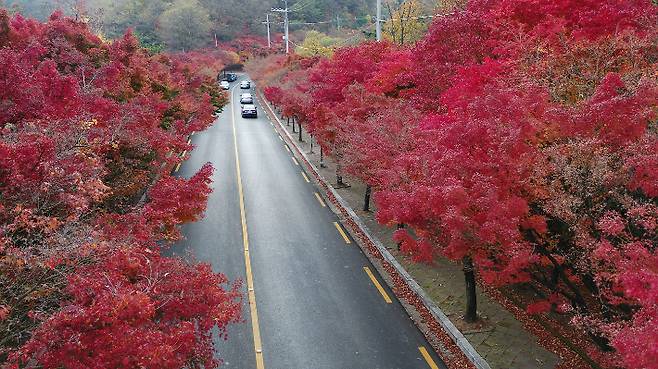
[231,86,265,369]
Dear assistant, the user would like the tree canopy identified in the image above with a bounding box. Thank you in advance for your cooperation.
[251,1,658,367]
[0,10,240,367]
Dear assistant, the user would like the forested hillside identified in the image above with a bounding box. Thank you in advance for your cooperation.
[2,0,423,50]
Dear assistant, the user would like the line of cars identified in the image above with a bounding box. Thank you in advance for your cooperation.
[219,73,258,118]
[240,92,257,118]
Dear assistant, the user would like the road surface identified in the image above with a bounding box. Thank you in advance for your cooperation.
[170,75,447,369]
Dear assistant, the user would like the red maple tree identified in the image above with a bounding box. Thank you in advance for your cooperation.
[0,10,241,368]
[257,1,658,367]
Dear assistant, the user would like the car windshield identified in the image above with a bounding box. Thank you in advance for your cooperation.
[242,105,255,110]
[241,94,252,98]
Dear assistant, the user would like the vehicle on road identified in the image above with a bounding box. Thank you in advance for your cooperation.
[240,93,253,104]
[220,81,230,90]
[241,104,257,118]
[218,72,237,82]
[240,80,251,89]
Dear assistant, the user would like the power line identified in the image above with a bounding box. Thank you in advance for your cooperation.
[289,0,314,12]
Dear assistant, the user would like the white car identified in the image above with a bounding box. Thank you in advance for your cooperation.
[240,93,253,104]
[220,81,230,90]
[240,80,251,89]
[241,104,257,118]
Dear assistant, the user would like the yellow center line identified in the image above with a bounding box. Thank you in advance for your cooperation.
[314,192,326,207]
[231,85,265,369]
[301,171,311,183]
[187,138,192,145]
[333,222,351,244]
[174,163,181,173]
[284,145,291,153]
[292,157,300,166]
[363,266,392,303]
[419,347,440,369]
[180,150,187,158]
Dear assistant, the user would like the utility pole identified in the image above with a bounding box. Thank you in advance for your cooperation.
[284,0,289,54]
[336,14,341,31]
[272,0,290,54]
[262,14,272,48]
[376,0,382,41]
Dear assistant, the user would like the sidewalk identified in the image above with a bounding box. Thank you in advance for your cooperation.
[276,119,562,369]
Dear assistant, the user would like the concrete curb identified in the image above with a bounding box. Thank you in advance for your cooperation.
[256,89,492,369]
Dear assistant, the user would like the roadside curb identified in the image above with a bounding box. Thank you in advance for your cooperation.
[256,89,491,369]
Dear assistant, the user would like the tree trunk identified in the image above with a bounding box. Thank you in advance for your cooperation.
[287,117,290,126]
[298,120,303,142]
[336,164,344,186]
[463,256,478,323]
[292,117,296,133]
[396,223,404,250]
[320,146,326,168]
[363,185,372,212]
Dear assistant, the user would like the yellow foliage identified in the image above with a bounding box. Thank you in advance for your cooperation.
[383,0,428,45]
[296,31,341,58]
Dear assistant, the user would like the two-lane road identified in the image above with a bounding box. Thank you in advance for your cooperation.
[170,75,447,369]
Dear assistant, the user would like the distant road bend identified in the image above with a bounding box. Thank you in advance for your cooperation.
[170,74,447,369]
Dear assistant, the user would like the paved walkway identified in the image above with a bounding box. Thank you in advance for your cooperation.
[279,120,561,369]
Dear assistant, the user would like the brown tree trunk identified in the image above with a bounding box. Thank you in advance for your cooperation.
[463,256,478,323]
[363,185,372,212]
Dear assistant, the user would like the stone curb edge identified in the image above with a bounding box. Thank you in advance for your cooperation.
[256,89,491,369]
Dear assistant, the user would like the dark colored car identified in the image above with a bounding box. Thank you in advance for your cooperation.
[241,104,257,118]
[218,72,237,82]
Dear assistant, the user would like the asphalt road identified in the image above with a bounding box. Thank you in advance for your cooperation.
[169,75,447,369]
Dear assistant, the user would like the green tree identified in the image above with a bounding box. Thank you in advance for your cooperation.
[157,0,212,51]
[383,0,427,45]
[94,0,168,42]
[296,30,340,57]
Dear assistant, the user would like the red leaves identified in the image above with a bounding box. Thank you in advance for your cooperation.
[1,10,239,368]
[611,305,658,369]
[526,300,552,314]
[557,73,658,148]
[627,138,658,197]
[9,246,240,369]
[143,163,214,240]
[262,1,658,367]
[0,305,10,321]
[309,41,395,107]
